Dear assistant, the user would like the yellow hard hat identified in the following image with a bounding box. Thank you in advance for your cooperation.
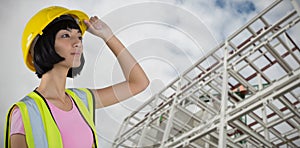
[22,6,89,72]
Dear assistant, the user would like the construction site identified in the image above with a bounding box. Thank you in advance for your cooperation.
[113,0,300,147]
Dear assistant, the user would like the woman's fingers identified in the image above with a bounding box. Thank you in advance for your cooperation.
[84,16,113,41]
[90,16,99,23]
[84,20,91,28]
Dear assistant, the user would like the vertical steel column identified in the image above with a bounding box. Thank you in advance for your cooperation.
[137,95,161,147]
[262,102,270,140]
[259,74,270,141]
[218,41,229,148]
[137,116,152,147]
[160,77,182,148]
[113,117,130,147]
[205,135,210,148]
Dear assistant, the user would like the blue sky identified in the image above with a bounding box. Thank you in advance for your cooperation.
[215,0,256,14]
[1,0,293,147]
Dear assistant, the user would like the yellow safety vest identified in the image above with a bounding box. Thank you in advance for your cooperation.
[4,88,99,148]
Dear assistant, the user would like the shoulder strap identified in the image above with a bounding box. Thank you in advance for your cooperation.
[27,91,63,147]
[4,92,63,148]
[65,88,98,147]
[66,88,95,123]
[5,98,45,148]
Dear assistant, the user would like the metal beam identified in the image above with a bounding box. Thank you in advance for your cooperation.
[279,96,300,119]
[232,120,275,147]
[227,69,300,121]
[160,76,182,148]
[218,41,229,148]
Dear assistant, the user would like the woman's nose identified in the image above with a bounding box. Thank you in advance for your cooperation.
[73,37,82,48]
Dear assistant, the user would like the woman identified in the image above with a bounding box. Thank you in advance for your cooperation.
[4,6,149,148]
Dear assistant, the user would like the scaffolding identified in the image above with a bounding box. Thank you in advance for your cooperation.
[113,0,300,147]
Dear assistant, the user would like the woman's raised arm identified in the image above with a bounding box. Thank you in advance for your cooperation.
[84,16,150,108]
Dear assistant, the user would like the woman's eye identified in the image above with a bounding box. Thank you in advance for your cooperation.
[78,36,83,40]
[61,34,70,38]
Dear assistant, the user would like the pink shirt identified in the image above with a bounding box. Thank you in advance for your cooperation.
[11,95,94,148]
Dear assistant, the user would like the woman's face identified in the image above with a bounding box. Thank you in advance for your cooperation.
[54,28,83,68]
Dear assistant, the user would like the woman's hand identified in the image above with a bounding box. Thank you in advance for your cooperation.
[84,16,114,42]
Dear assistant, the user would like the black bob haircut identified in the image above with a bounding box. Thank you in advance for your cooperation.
[33,15,85,78]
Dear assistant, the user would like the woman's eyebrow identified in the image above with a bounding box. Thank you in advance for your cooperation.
[64,28,81,34]
[65,28,72,32]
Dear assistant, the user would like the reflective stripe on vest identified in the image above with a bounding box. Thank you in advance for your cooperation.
[4,88,98,148]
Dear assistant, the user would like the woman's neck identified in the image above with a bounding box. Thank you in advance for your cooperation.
[36,66,68,101]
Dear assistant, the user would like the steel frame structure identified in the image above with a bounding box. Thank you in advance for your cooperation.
[113,0,300,147]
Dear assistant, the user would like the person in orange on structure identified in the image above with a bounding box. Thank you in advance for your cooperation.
[4,6,149,148]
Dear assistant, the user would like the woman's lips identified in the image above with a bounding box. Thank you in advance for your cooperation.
[71,52,81,56]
